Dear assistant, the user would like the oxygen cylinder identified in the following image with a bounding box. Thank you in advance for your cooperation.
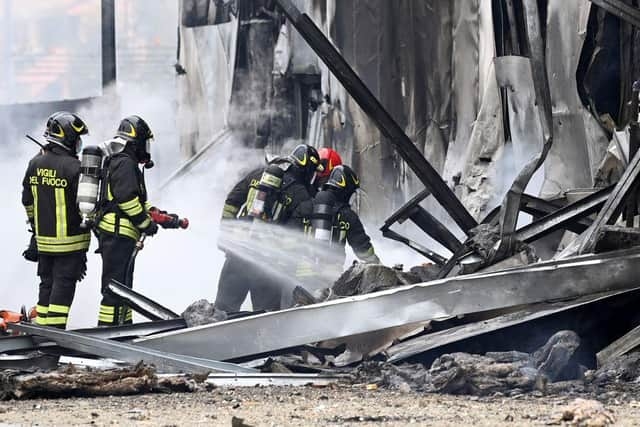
[312,190,337,242]
[249,164,285,220]
[77,146,104,228]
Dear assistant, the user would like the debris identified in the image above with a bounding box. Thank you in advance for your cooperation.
[332,263,418,297]
[597,324,640,367]
[594,226,640,253]
[11,322,255,374]
[106,279,180,321]
[589,352,640,385]
[181,299,228,327]
[558,398,615,426]
[0,363,202,400]
[231,416,254,427]
[531,330,580,382]
[354,331,580,396]
[136,249,640,362]
[408,264,440,283]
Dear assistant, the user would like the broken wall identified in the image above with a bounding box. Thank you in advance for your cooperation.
[175,0,628,233]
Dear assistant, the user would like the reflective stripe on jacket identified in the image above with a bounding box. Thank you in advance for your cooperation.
[21,147,90,254]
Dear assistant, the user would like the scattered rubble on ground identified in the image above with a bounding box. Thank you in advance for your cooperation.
[557,398,616,427]
[589,352,640,386]
[0,362,207,400]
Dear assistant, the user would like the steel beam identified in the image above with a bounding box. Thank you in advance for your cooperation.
[0,320,187,354]
[495,0,555,261]
[274,0,477,233]
[135,248,640,361]
[383,189,431,227]
[519,194,593,232]
[589,0,640,28]
[409,207,463,253]
[11,323,256,374]
[516,186,612,243]
[382,189,460,259]
[380,228,447,265]
[579,148,640,253]
[107,280,180,321]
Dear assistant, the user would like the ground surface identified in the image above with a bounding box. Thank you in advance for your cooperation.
[1,385,640,426]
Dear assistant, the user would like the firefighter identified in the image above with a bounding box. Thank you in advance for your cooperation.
[316,147,342,188]
[96,115,159,326]
[310,165,380,266]
[214,144,324,312]
[21,112,90,329]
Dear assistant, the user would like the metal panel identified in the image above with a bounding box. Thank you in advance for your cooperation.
[184,373,342,387]
[11,323,256,374]
[135,248,640,361]
[107,280,180,321]
[0,320,187,354]
[386,288,638,363]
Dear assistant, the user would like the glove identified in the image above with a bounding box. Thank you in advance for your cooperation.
[141,220,159,236]
[22,234,38,262]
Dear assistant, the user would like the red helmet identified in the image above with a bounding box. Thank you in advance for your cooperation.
[318,148,342,178]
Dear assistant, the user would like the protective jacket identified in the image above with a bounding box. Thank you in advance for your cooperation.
[222,163,314,227]
[21,146,90,254]
[97,148,152,241]
[222,167,263,220]
[307,190,378,264]
[331,203,378,263]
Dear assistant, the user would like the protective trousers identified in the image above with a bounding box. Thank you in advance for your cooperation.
[36,252,86,329]
[214,254,282,313]
[98,234,136,326]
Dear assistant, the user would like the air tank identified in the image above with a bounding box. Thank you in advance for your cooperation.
[77,146,104,228]
[312,190,337,242]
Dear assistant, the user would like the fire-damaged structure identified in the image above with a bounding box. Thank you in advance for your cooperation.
[4,0,640,399]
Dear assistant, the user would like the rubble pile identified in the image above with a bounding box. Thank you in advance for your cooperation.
[332,263,421,297]
[589,352,640,386]
[352,331,580,396]
[181,299,227,327]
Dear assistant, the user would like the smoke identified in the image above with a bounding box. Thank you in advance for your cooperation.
[0,125,42,318]
[133,136,265,317]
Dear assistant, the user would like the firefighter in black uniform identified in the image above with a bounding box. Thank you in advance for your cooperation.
[21,112,90,328]
[96,116,159,326]
[214,144,324,312]
[309,165,380,267]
